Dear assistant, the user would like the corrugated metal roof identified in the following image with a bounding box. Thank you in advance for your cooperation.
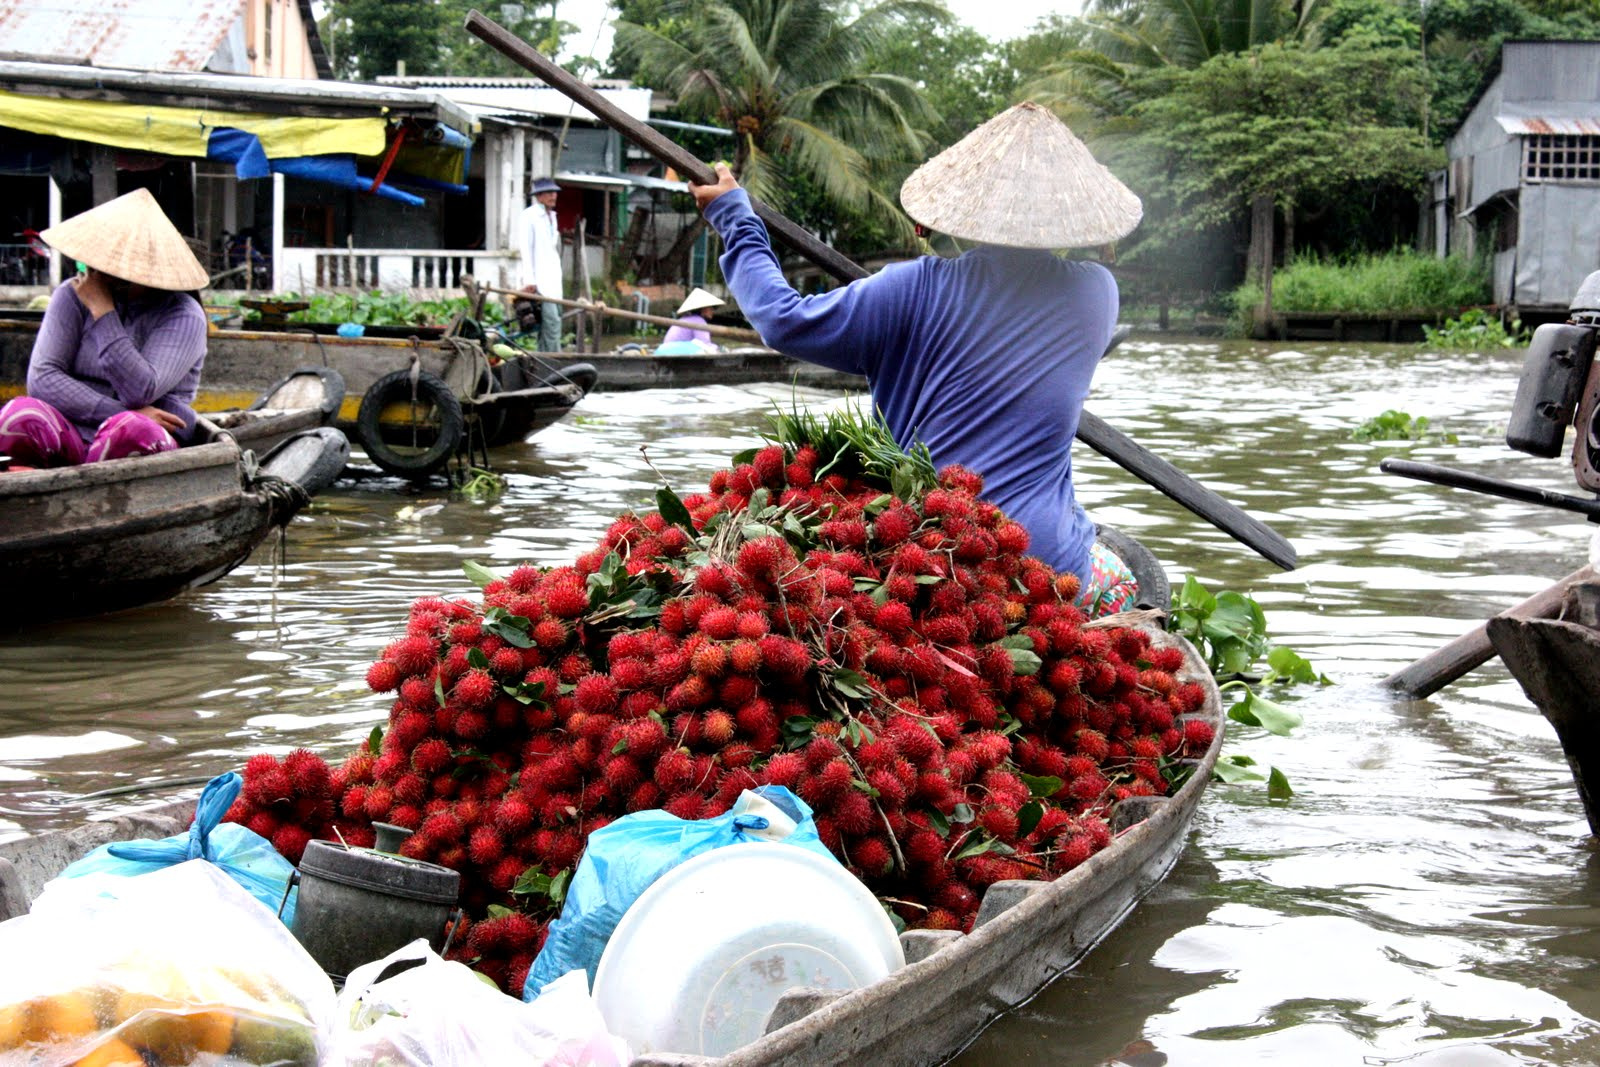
[421,86,653,126]
[1497,115,1600,135]
[0,0,245,72]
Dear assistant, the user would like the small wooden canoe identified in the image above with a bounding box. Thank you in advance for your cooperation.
[0,622,1220,1067]
[548,347,865,394]
[0,372,349,620]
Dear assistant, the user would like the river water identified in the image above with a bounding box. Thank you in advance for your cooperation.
[3,336,1597,1065]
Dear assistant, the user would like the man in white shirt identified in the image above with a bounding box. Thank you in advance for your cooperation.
[516,176,564,351]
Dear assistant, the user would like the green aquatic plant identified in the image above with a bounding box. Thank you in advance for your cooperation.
[453,466,506,501]
[1350,409,1457,444]
[1421,308,1529,351]
[1169,575,1331,801]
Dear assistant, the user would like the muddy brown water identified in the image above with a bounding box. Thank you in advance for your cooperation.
[3,337,1597,1064]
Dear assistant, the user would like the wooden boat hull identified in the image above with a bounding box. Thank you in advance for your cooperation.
[0,378,346,620]
[1487,571,1600,836]
[0,626,1220,1066]
[557,348,865,393]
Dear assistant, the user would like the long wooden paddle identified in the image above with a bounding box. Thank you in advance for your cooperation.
[464,10,1297,571]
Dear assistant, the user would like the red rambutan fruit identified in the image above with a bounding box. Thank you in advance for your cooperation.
[411,738,453,777]
[271,825,313,866]
[366,660,402,693]
[759,752,806,788]
[246,766,292,808]
[1183,718,1216,751]
[728,640,763,674]
[245,810,281,841]
[451,669,497,710]
[570,673,618,716]
[758,635,811,681]
[531,618,570,651]
[852,836,894,877]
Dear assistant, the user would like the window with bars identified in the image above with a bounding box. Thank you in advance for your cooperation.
[1523,134,1600,183]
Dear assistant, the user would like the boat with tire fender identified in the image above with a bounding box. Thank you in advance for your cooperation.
[0,314,596,481]
[0,369,351,621]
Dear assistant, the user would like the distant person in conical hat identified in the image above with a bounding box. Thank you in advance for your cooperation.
[660,287,725,349]
[0,187,210,468]
[691,103,1144,614]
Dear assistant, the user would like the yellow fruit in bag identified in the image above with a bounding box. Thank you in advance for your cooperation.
[118,1004,236,1064]
[0,1001,26,1050]
[69,1036,143,1066]
[21,990,100,1043]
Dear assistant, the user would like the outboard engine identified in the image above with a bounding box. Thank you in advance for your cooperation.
[1505,271,1600,489]
[1381,271,1600,533]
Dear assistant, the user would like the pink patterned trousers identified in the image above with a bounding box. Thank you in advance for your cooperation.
[0,397,178,467]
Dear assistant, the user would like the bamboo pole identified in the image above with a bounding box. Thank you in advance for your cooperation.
[478,281,764,343]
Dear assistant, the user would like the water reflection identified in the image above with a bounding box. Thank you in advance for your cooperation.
[3,341,1600,1061]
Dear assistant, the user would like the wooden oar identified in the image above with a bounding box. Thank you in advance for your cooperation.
[464,10,1297,571]
[1381,563,1596,697]
[474,282,765,343]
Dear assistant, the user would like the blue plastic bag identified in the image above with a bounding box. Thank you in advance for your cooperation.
[50,771,300,924]
[524,785,836,1000]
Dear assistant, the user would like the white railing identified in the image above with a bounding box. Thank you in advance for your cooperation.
[275,248,520,296]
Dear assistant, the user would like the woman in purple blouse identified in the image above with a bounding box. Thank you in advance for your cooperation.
[0,188,210,467]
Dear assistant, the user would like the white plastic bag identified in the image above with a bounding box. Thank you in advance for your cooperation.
[0,859,334,1066]
[332,940,631,1067]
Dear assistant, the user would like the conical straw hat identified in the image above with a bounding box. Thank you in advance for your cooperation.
[900,102,1142,249]
[676,287,724,315]
[40,188,209,291]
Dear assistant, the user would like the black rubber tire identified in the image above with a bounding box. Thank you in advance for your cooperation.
[547,361,599,394]
[1094,523,1171,615]
[357,369,464,480]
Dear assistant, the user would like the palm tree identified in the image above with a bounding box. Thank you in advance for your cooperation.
[1020,0,1319,130]
[614,0,945,242]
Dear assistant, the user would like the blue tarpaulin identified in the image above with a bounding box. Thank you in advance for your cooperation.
[206,127,426,206]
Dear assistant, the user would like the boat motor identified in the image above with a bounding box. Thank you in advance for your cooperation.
[1381,270,1600,526]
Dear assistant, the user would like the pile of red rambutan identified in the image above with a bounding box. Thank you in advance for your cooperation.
[224,414,1215,996]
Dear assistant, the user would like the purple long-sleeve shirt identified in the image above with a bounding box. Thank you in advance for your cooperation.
[27,283,208,443]
[704,189,1118,578]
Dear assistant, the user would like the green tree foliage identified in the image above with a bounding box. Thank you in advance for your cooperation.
[1110,41,1439,282]
[1019,0,1318,129]
[433,1,592,77]
[611,0,945,244]
[321,1,592,79]
[862,12,1013,147]
[321,0,443,80]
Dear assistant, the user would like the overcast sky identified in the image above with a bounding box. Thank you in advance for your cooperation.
[548,0,1081,65]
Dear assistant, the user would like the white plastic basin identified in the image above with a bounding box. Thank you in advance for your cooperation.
[590,842,905,1056]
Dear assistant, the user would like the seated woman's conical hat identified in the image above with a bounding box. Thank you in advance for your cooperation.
[900,102,1142,250]
[40,188,210,291]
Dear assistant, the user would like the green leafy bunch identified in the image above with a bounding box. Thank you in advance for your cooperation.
[1169,576,1331,801]
[765,402,938,503]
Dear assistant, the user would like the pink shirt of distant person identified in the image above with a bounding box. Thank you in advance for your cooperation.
[661,314,711,344]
